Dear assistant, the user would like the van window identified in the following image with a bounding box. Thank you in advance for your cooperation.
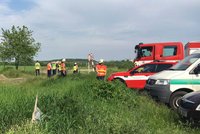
[163,46,177,56]
[170,54,200,70]
[156,64,173,72]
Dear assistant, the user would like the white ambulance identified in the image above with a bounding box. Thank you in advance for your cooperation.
[145,53,200,110]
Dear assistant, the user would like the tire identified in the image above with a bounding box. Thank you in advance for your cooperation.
[169,91,187,111]
[114,78,127,86]
[114,78,124,83]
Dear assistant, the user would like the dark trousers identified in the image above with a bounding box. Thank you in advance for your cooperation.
[61,71,66,77]
[73,70,78,74]
[53,69,56,75]
[96,76,105,80]
[58,69,61,75]
[35,69,40,76]
[47,70,51,77]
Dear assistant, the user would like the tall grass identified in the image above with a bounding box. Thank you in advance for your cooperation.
[0,67,199,133]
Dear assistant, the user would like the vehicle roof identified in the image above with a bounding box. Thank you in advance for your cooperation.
[139,61,176,65]
[139,42,183,46]
[187,41,200,43]
[185,42,200,48]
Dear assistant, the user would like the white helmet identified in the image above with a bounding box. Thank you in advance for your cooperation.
[62,58,66,62]
[99,59,104,63]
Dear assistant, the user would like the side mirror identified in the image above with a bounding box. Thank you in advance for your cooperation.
[194,64,200,74]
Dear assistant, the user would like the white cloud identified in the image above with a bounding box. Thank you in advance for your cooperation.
[0,0,200,60]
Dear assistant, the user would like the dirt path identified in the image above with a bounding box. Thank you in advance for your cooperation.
[0,74,7,80]
[0,74,26,83]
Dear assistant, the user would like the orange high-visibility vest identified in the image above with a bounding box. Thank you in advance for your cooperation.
[96,64,107,76]
[47,63,51,70]
[61,63,66,71]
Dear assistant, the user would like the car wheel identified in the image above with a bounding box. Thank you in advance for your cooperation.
[169,91,187,111]
[114,78,126,86]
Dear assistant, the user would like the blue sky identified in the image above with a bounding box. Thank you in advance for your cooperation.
[0,0,200,61]
[8,0,35,11]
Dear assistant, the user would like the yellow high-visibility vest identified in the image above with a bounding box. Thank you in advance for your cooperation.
[35,62,40,69]
[58,64,61,71]
[52,63,56,70]
[73,65,78,71]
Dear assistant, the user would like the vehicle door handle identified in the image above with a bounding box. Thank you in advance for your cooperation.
[124,76,128,77]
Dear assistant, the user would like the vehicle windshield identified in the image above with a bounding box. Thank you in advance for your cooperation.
[170,54,200,70]
[135,46,152,59]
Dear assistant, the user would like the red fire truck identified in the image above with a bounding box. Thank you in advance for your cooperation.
[134,41,200,66]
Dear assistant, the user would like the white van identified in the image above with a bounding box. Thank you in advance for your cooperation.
[145,53,200,110]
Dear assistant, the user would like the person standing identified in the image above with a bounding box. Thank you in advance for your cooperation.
[95,59,107,80]
[61,59,66,77]
[47,62,52,77]
[57,61,62,75]
[73,62,78,74]
[52,62,57,75]
[35,60,41,76]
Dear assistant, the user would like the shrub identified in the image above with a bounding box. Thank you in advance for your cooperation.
[90,81,135,102]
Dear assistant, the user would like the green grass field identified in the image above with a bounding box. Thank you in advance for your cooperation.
[0,66,199,133]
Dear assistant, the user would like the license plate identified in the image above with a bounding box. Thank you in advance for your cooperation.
[179,107,188,117]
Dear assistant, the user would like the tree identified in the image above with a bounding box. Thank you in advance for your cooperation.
[0,25,41,70]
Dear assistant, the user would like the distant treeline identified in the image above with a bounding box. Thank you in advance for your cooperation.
[105,60,134,70]
[0,59,134,69]
[39,58,90,68]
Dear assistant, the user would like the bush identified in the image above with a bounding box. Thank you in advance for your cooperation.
[89,81,135,102]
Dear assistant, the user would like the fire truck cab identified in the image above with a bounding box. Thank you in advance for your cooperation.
[134,42,200,66]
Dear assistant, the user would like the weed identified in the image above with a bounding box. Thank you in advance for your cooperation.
[0,67,199,133]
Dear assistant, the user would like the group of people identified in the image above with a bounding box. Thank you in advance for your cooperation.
[35,59,79,77]
[35,58,107,80]
[46,59,67,77]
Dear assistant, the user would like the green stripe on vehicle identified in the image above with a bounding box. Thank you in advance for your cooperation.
[170,79,200,85]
